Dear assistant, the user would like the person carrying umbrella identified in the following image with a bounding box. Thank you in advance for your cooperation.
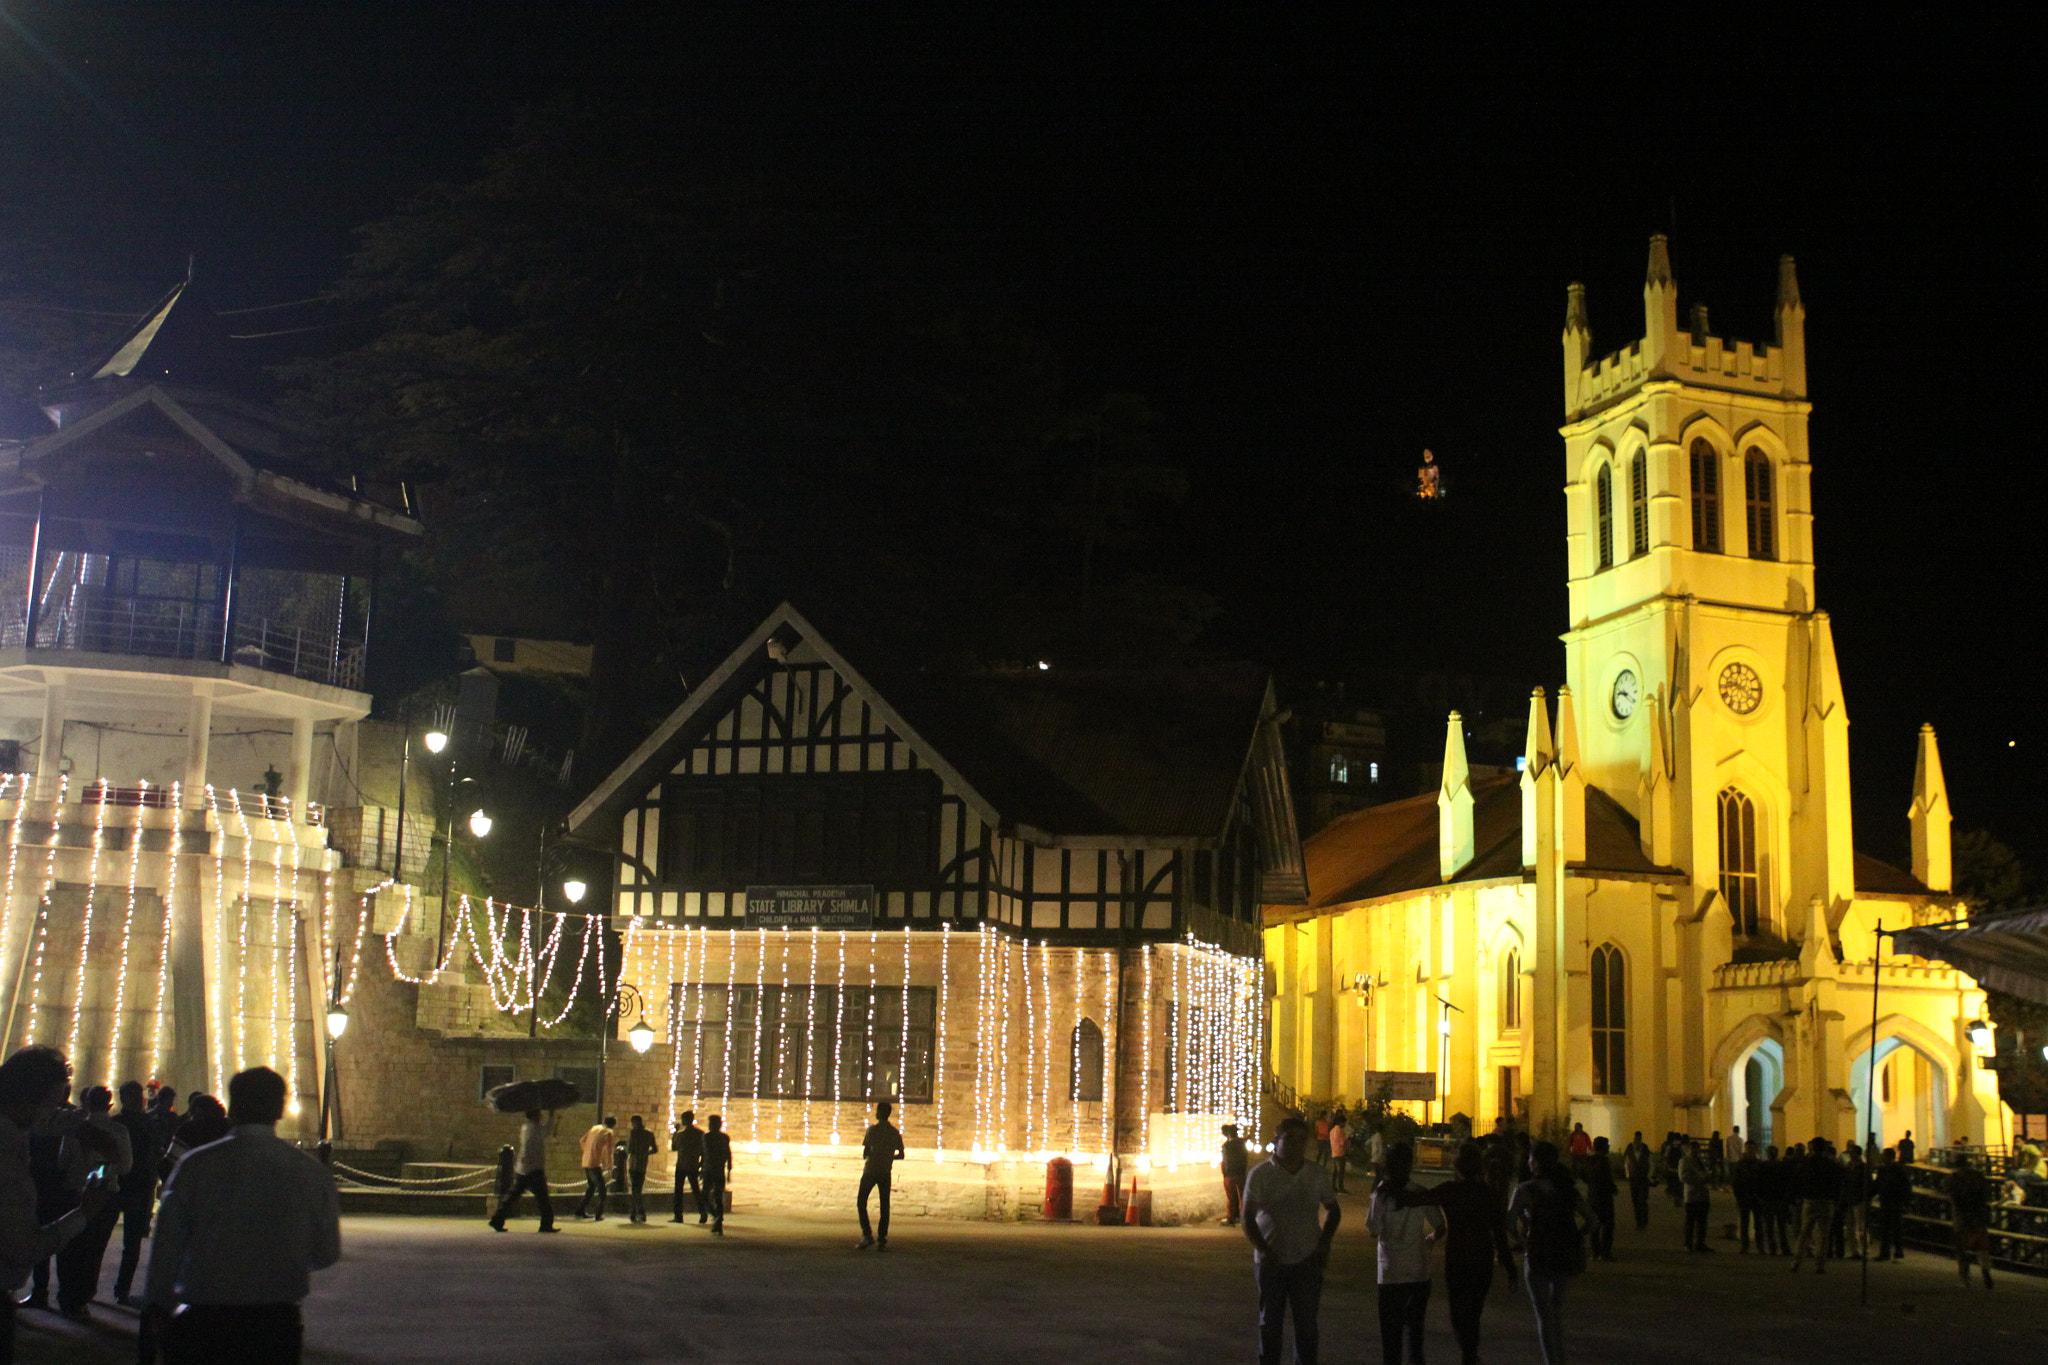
[489,1110,558,1234]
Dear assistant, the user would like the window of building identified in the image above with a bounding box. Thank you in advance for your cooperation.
[493,636,518,663]
[1690,439,1721,553]
[1744,448,1775,561]
[479,1064,515,1101]
[1718,787,1763,935]
[1595,465,1614,570]
[1629,452,1648,557]
[1071,1018,1105,1103]
[661,772,941,892]
[1369,761,1379,784]
[1500,948,1521,1030]
[1329,754,1349,785]
[554,1066,599,1104]
[1590,944,1627,1095]
[674,981,935,1102]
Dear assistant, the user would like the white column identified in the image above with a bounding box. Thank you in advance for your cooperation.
[287,717,315,821]
[184,692,214,805]
[34,681,67,800]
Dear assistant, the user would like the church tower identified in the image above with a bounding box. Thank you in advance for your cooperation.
[1559,237,1853,948]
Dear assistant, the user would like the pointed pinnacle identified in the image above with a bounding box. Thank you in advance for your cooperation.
[1777,254,1803,313]
[1646,233,1673,288]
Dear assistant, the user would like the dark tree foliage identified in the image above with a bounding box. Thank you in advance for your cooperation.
[280,100,1211,777]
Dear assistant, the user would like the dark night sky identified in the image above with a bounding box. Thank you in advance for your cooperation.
[3,6,2042,864]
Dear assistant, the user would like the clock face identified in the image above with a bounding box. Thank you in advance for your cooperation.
[1718,662,1763,715]
[1610,669,1640,719]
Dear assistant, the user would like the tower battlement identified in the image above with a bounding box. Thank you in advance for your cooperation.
[1563,236,1806,421]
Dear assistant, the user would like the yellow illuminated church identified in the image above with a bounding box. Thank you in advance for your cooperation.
[1266,237,2005,1152]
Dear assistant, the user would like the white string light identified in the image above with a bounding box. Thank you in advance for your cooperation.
[830,927,846,1144]
[803,928,820,1147]
[1021,937,1036,1156]
[1040,938,1053,1161]
[147,782,183,1081]
[1100,949,1114,1159]
[998,933,1011,1155]
[863,929,878,1120]
[721,918,736,1120]
[205,785,227,1087]
[1070,946,1082,1156]
[26,773,70,1044]
[773,927,791,1146]
[898,924,911,1110]
[935,921,950,1162]
[971,923,988,1158]
[104,787,149,1084]
[227,787,257,1075]
[0,772,28,1047]
[65,779,110,1065]
[268,805,288,1075]
[747,926,767,1149]
[1140,945,1153,1164]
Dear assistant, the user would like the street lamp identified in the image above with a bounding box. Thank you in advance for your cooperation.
[468,808,493,839]
[629,1015,656,1054]
[325,1002,350,1040]
[562,878,588,905]
[423,729,448,754]
[1968,1019,1994,1052]
[596,983,654,1120]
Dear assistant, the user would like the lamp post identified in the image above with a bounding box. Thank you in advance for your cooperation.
[594,982,655,1123]
[320,924,349,1144]
[1434,995,1463,1132]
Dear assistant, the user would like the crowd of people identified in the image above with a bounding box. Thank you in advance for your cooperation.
[1239,1112,2027,1365]
[1,1045,340,1364]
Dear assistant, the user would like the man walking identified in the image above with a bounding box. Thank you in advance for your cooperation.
[1622,1131,1652,1230]
[1789,1138,1839,1273]
[1327,1113,1348,1194]
[52,1084,134,1318]
[702,1116,732,1236]
[111,1080,161,1306]
[1731,1141,1764,1254]
[670,1111,706,1224]
[855,1101,905,1250]
[1242,1116,1340,1365]
[576,1115,616,1221]
[1679,1141,1714,1252]
[1873,1147,1911,1260]
[488,1109,558,1233]
[1,1046,116,1363]
[624,1116,657,1223]
[1584,1136,1618,1261]
[1949,1154,1994,1289]
[143,1066,341,1365]
[1220,1123,1250,1226]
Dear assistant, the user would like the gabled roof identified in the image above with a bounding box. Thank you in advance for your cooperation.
[1854,852,1935,898]
[1290,775,1682,913]
[569,604,1302,871]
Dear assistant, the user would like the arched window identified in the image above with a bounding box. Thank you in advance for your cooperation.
[1744,447,1775,561]
[1500,948,1521,1030]
[1718,787,1762,936]
[1590,944,1627,1095]
[1071,1017,1105,1103]
[1595,465,1614,570]
[1629,452,1649,557]
[1690,438,1721,553]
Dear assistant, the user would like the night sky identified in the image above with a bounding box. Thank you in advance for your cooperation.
[3,7,2041,865]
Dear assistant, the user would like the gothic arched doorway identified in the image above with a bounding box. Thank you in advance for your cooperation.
[1850,1037,1948,1151]
[1728,1037,1784,1150]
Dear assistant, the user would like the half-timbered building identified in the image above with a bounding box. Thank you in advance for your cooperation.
[568,603,1306,1219]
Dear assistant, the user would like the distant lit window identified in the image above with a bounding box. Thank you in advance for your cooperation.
[1500,947,1521,1030]
[1516,755,1528,773]
[1368,762,1379,784]
[1590,944,1627,1095]
[1690,439,1722,553]
[1596,464,1614,570]
[1629,452,1648,557]
[1744,448,1775,561]
[1329,755,1349,784]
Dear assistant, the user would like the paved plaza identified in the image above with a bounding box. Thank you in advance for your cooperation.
[16,1189,2048,1364]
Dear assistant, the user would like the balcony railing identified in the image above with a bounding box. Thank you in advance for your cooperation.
[75,784,325,825]
[4,597,364,691]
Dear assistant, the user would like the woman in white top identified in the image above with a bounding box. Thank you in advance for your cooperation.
[1367,1141,1444,1364]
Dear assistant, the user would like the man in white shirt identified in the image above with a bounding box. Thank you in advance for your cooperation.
[1242,1116,1341,1365]
[488,1109,559,1233]
[143,1066,339,1365]
[1,1047,115,1362]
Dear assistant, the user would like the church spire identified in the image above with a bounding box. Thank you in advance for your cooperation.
[1439,711,1475,880]
[1554,686,1587,863]
[1909,723,1951,892]
[1520,687,1552,868]
[1775,253,1807,395]
[1642,234,1678,375]
[1563,282,1592,415]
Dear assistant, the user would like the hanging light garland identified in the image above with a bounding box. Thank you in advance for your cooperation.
[65,779,111,1065]
[0,773,28,1041]
[204,784,227,1086]
[997,931,1013,1156]
[26,773,71,1045]
[773,927,792,1147]
[226,787,257,1076]
[147,782,184,1081]
[803,928,820,1147]
[1022,936,1037,1157]
[1139,945,1153,1165]
[1100,949,1114,1160]
[971,922,989,1158]
[830,927,846,1145]
[104,785,150,1084]
[935,921,950,1162]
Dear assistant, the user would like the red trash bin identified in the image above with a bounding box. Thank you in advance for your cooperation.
[1043,1156,1075,1220]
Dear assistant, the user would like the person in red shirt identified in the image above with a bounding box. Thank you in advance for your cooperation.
[1312,1113,1333,1167]
[1568,1123,1593,1159]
